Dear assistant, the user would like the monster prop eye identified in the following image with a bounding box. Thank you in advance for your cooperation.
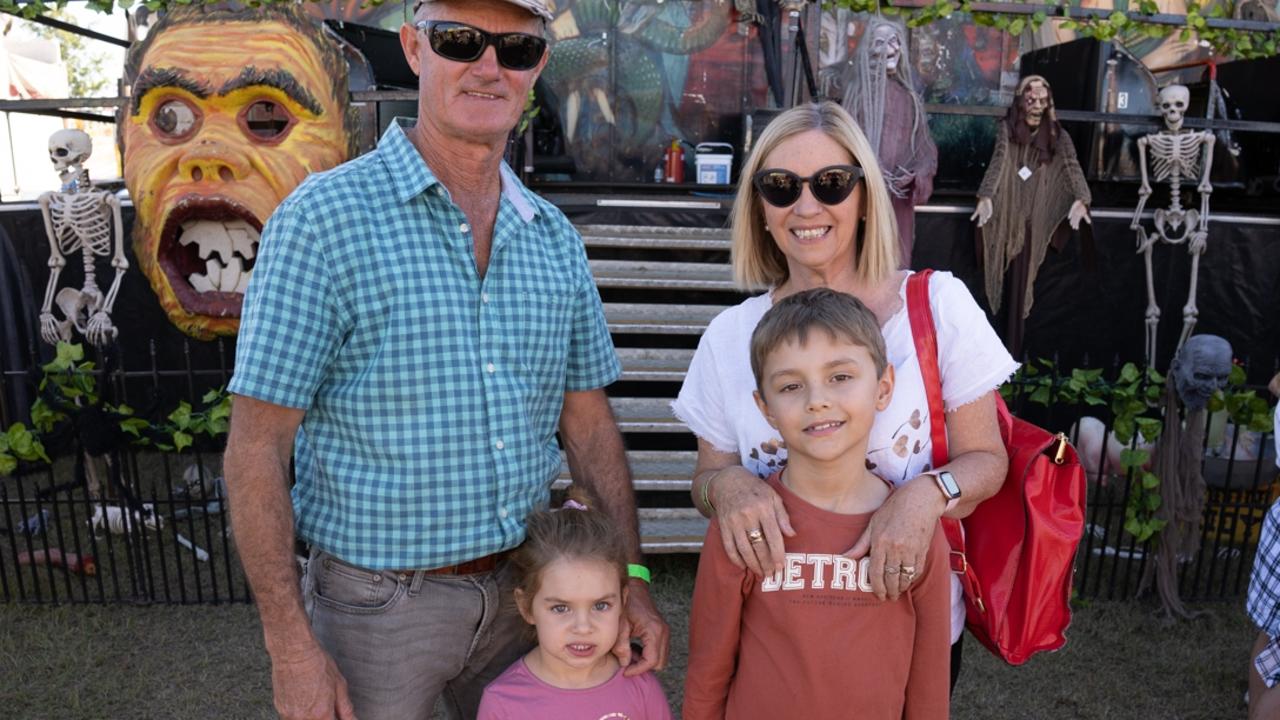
[151,98,200,140]
[239,100,296,143]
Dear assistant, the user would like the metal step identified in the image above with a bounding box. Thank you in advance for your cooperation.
[616,347,694,382]
[603,303,726,334]
[639,508,709,553]
[556,450,696,492]
[609,397,682,433]
[578,224,732,251]
[590,259,736,291]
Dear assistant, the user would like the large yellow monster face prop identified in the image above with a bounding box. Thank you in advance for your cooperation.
[123,7,353,339]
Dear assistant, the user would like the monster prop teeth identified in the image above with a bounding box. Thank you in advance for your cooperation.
[180,219,258,295]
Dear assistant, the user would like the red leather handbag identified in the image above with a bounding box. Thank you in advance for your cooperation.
[907,270,1087,666]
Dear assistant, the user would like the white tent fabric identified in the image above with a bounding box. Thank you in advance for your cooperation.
[1,37,69,99]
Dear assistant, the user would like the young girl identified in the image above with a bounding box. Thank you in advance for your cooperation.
[478,495,673,720]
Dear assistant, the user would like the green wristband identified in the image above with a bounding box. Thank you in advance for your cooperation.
[627,564,651,584]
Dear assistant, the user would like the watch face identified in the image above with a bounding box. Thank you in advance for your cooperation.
[937,471,961,499]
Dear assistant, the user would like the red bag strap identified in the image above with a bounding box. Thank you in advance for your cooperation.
[905,271,985,611]
[906,270,948,466]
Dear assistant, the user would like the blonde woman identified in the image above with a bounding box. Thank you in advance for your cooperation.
[673,101,1016,688]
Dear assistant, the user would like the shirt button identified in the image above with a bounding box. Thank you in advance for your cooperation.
[486,362,496,373]
[498,506,509,519]
[495,439,505,450]
[482,292,490,304]
[459,222,470,233]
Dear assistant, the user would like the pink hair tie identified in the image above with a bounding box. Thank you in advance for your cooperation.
[561,499,588,511]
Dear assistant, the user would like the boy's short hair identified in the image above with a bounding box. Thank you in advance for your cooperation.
[750,288,888,390]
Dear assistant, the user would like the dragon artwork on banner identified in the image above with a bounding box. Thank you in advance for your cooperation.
[537,0,754,181]
[120,4,358,340]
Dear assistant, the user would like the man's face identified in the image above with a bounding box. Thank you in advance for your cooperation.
[399,0,547,147]
[123,19,348,340]
[869,24,902,75]
[1023,81,1050,129]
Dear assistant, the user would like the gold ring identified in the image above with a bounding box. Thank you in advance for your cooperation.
[900,565,916,575]
[885,566,901,575]
[747,528,764,544]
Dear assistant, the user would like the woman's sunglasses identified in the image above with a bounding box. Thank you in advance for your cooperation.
[752,165,864,208]
[415,20,547,71]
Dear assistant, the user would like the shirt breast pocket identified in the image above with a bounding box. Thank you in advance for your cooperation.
[510,289,574,389]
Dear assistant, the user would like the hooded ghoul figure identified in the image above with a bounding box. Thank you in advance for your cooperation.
[839,17,936,269]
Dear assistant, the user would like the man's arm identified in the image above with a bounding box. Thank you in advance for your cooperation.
[224,395,354,720]
[559,388,670,675]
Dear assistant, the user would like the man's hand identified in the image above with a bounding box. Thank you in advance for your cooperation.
[612,578,670,677]
[270,639,358,720]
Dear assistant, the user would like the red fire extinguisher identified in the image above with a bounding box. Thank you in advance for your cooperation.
[663,139,685,184]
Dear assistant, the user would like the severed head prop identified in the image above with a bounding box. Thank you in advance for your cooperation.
[120,4,358,340]
[1169,334,1232,411]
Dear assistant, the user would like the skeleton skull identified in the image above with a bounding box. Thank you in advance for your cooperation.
[1023,79,1051,129]
[48,129,92,174]
[869,23,902,75]
[1170,334,1232,412]
[1158,84,1190,133]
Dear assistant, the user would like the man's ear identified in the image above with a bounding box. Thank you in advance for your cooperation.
[399,22,422,76]
[514,588,534,625]
[753,389,778,429]
[876,363,895,411]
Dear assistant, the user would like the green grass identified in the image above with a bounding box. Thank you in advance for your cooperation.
[0,555,1255,719]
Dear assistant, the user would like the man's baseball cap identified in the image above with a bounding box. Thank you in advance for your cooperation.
[412,0,554,22]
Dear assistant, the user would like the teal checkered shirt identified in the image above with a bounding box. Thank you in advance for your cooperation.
[229,120,621,570]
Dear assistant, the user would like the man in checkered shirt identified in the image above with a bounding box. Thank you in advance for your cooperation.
[1246,372,1280,719]
[223,1,668,718]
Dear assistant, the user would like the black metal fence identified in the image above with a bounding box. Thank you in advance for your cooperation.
[1,341,1276,605]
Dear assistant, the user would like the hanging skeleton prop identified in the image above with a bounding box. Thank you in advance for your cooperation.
[1138,334,1231,620]
[840,17,937,268]
[971,75,1091,358]
[120,4,357,340]
[1131,84,1215,367]
[37,129,128,348]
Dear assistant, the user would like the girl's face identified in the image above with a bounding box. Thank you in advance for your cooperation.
[758,130,865,283]
[517,556,625,678]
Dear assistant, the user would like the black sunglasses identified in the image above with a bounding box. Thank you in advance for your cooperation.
[415,20,547,71]
[752,165,864,208]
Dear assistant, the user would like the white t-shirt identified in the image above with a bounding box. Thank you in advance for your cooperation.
[673,270,1019,642]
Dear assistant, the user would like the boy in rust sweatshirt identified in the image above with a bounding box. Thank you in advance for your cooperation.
[683,288,950,720]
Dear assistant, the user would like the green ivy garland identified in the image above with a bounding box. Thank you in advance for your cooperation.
[1,1,1275,60]
[832,0,1279,61]
[0,342,231,475]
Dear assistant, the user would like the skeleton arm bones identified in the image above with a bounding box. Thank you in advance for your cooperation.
[37,193,70,344]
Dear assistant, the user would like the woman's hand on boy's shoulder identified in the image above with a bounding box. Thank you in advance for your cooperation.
[710,468,795,577]
[844,476,944,602]
[614,578,670,676]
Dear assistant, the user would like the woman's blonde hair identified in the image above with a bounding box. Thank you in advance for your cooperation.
[731,101,899,290]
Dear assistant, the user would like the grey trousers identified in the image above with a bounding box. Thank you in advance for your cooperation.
[304,549,533,720]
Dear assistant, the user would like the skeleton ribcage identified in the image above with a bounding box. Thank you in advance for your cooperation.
[1147,132,1208,183]
[49,192,113,257]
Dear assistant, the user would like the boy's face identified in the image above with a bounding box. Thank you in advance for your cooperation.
[754,331,893,466]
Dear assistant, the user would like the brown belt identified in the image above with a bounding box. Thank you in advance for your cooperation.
[411,550,509,577]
